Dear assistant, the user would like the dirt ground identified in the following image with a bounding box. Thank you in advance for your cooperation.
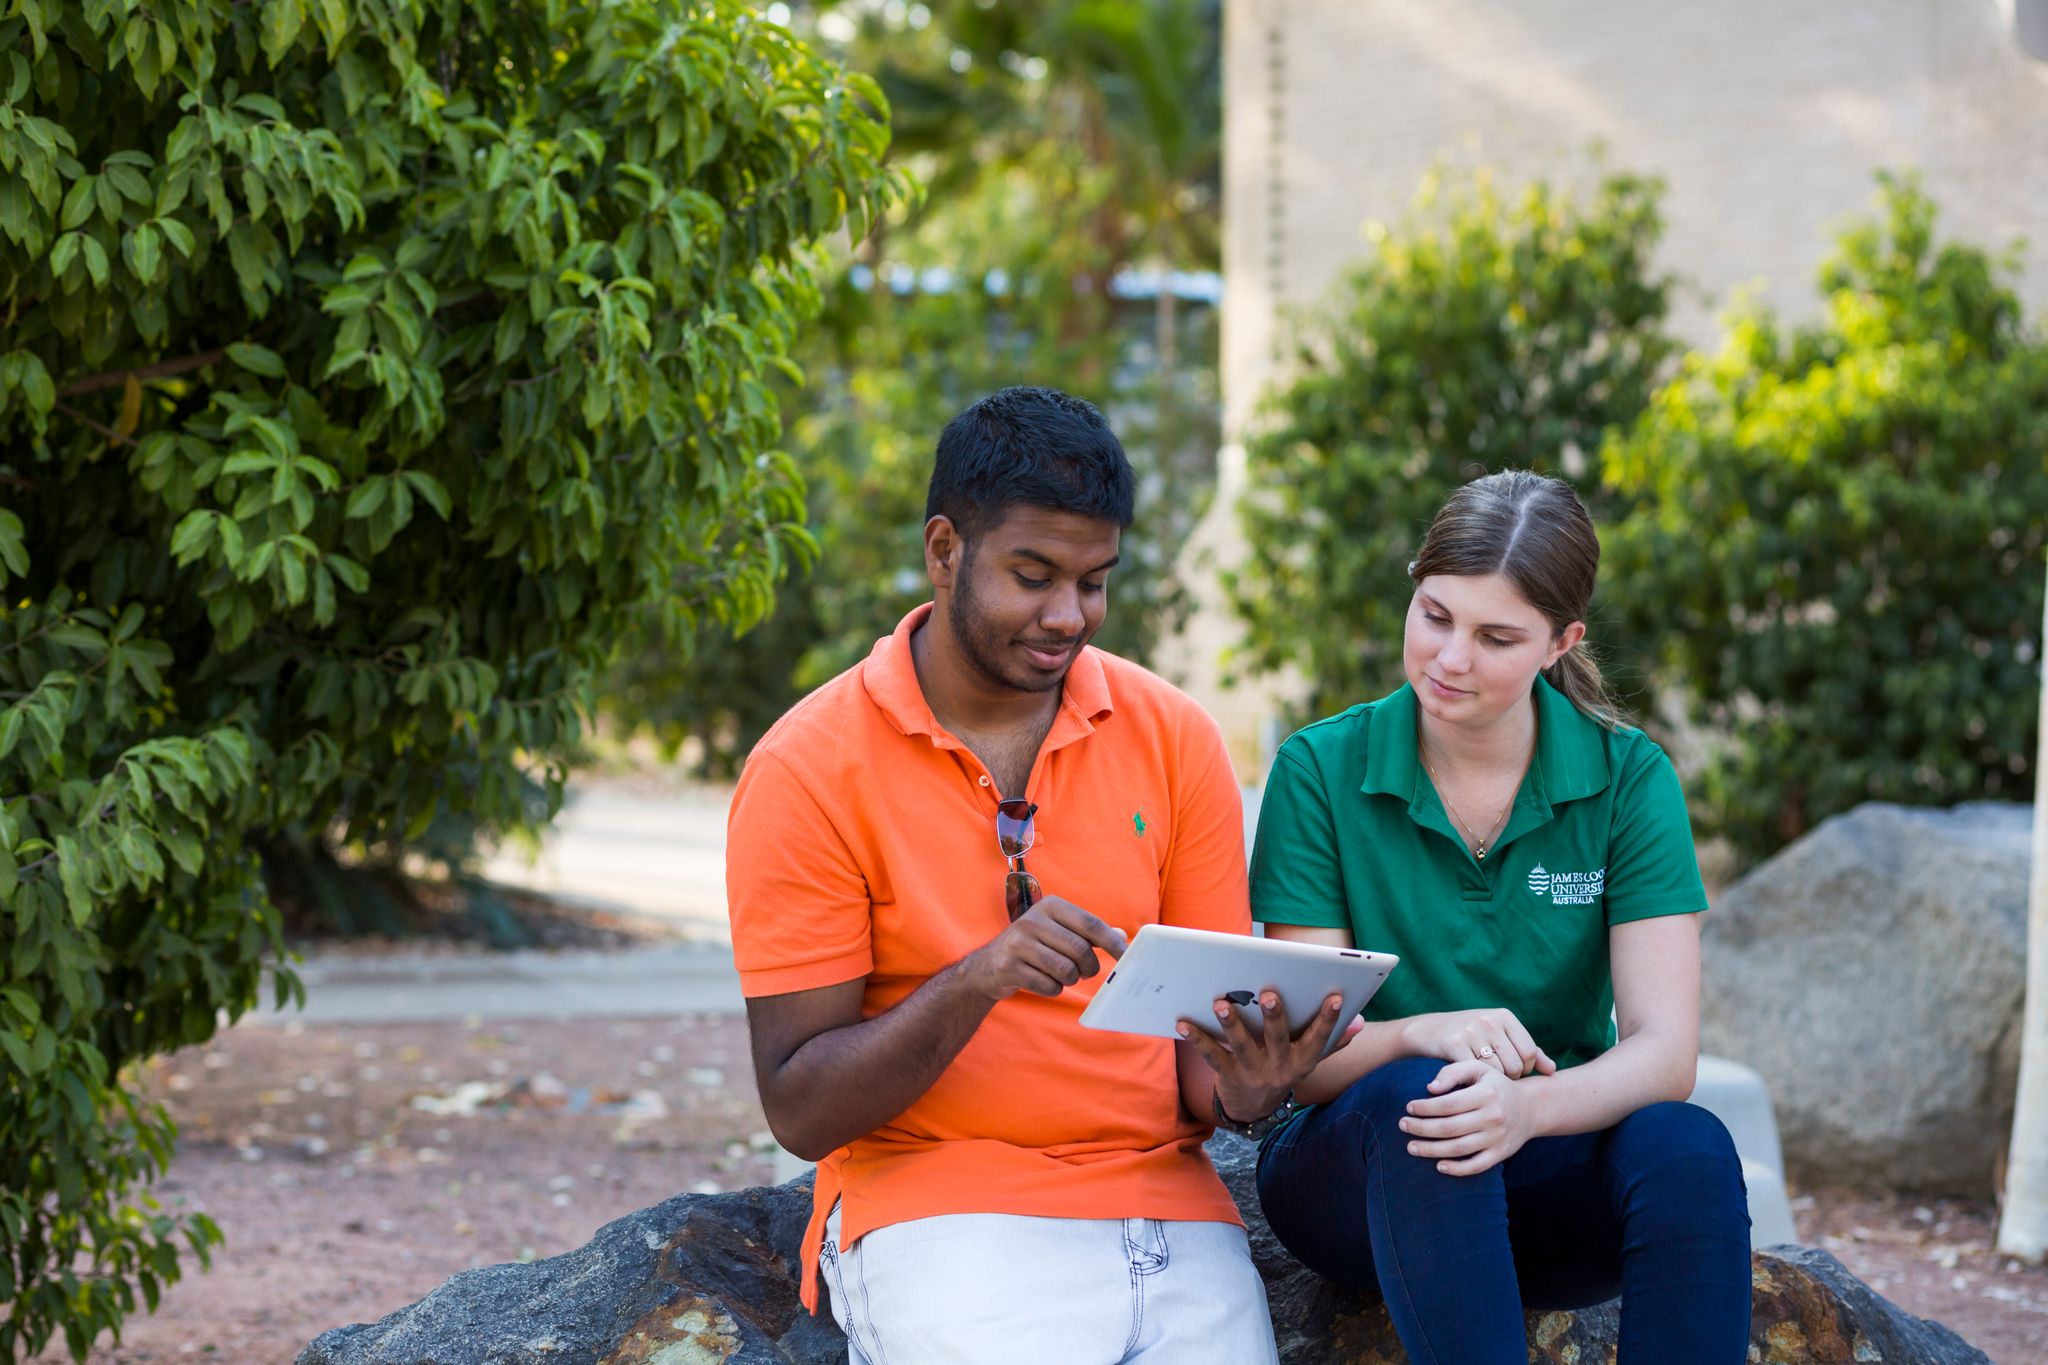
[24,1011,2048,1365]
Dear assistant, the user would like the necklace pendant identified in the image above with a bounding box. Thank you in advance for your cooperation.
[1475,845,1487,861]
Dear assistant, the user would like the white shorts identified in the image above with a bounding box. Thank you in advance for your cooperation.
[820,1203,1280,1365]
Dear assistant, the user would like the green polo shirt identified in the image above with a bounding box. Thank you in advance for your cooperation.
[1250,677,1706,1069]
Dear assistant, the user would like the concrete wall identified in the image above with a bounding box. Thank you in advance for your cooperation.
[1167,0,2048,774]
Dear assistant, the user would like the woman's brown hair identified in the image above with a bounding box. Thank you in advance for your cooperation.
[1409,470,1625,728]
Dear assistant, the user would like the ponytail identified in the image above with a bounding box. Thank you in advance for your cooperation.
[1543,643,1627,731]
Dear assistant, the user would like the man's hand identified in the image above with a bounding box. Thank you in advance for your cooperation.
[1398,1059,1538,1176]
[1399,1007,1556,1080]
[963,894,1128,1001]
[1177,990,1345,1124]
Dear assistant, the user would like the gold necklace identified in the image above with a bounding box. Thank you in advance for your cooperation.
[1420,745,1517,862]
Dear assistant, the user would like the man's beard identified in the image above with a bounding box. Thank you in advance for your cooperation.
[948,554,1073,695]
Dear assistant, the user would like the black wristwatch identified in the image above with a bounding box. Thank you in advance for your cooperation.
[1213,1088,1299,1141]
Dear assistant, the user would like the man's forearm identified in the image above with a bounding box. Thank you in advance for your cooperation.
[763,959,998,1160]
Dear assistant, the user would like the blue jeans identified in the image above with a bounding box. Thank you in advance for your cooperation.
[1256,1057,1752,1365]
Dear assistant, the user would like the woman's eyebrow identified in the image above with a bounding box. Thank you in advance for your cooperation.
[1421,593,1530,634]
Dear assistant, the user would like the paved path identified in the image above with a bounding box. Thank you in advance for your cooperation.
[261,779,1267,1028]
[251,941,746,1026]
[477,782,735,940]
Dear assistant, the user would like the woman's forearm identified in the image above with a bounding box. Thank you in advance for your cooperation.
[1517,1026,1696,1138]
[1293,1018,1419,1104]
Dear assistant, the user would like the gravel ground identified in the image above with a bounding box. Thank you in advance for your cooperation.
[26,1013,772,1365]
[23,1013,2048,1364]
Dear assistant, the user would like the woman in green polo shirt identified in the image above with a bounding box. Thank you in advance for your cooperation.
[1250,471,1751,1363]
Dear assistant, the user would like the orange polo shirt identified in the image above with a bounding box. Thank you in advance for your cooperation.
[726,603,1250,1311]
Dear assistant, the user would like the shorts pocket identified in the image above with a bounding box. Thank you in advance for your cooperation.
[819,1209,887,1365]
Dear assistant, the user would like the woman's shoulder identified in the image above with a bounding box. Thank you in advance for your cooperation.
[1273,692,1404,781]
[1596,717,1677,779]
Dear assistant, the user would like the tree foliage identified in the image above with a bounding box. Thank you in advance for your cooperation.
[1602,176,2047,862]
[0,0,895,1354]
[610,0,1223,773]
[1226,170,1677,719]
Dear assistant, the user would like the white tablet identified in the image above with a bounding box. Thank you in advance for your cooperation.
[1078,924,1398,1053]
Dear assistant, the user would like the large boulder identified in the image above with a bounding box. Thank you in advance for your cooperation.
[1700,801,2029,1195]
[299,1138,1991,1365]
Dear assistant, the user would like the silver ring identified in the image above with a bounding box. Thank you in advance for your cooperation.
[1475,1044,1497,1060]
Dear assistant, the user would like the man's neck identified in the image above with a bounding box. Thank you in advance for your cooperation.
[1416,693,1537,779]
[910,611,1062,739]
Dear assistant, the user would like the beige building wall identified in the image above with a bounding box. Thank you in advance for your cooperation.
[1165,0,2048,776]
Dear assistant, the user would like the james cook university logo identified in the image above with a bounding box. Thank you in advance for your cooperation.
[1527,863,1605,906]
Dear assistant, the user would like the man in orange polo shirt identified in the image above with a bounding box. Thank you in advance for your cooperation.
[726,387,1341,1362]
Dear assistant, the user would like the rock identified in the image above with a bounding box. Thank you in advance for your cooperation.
[1699,801,2028,1195]
[298,1137,1992,1364]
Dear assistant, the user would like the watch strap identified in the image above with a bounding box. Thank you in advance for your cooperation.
[1213,1087,1298,1140]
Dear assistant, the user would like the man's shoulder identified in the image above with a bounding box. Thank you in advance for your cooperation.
[1090,648,1218,734]
[749,658,879,772]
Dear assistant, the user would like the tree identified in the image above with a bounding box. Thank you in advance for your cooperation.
[1226,169,1677,720]
[1602,177,2047,862]
[1999,550,2048,1262]
[0,1,896,1355]
[610,0,1225,772]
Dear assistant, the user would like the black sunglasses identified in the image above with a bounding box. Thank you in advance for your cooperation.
[997,798,1039,921]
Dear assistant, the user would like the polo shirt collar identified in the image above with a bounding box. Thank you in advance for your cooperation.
[860,603,1115,749]
[1532,673,1611,803]
[1358,674,1610,808]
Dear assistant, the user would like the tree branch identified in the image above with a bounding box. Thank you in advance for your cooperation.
[59,350,228,397]
[54,403,138,448]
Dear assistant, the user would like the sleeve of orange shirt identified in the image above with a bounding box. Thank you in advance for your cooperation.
[1157,708,1252,936]
[726,748,875,997]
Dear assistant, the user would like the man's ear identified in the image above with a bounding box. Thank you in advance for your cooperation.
[924,516,964,592]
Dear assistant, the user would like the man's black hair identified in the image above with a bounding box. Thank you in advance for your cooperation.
[924,386,1135,542]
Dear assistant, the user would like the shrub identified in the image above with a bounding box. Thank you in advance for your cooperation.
[0,1,896,1354]
[1226,169,1677,720]
[1601,176,2046,862]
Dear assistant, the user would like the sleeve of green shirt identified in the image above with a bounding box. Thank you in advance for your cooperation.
[1603,743,1710,926]
[1249,741,1352,930]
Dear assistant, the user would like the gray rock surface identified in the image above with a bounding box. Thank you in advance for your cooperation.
[1700,801,2029,1195]
[299,1137,1991,1364]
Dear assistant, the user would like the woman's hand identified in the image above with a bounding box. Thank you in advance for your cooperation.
[1178,990,1345,1123]
[1397,1059,1540,1176]
[1399,1007,1556,1079]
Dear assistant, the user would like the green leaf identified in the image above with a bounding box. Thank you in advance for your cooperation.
[168,510,214,563]
[227,342,286,378]
[54,835,92,927]
[260,0,306,65]
[221,451,274,477]
[280,547,306,603]
[124,222,161,284]
[59,175,96,229]
[402,470,451,519]
[0,507,26,582]
[0,1031,34,1077]
[47,624,107,657]
[345,476,387,520]
[48,230,80,277]
[158,216,196,259]
[81,233,109,287]
[326,554,369,593]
